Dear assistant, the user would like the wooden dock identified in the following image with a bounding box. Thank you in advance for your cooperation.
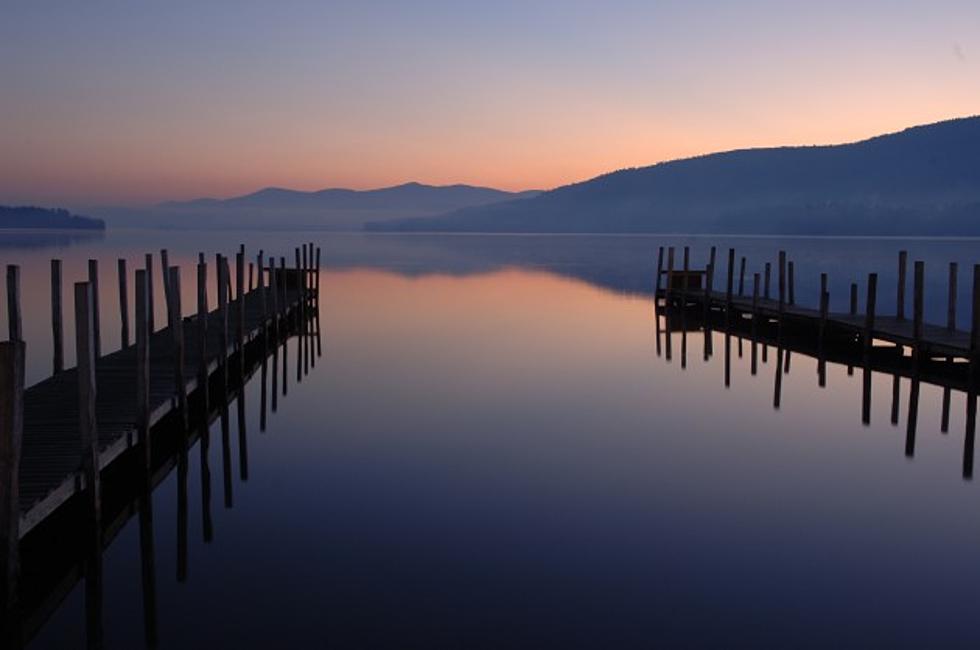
[654,245,980,362]
[0,243,322,622]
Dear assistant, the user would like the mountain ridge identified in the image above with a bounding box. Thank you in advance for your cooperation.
[369,116,980,235]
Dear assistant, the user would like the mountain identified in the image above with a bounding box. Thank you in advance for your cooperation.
[100,182,541,230]
[0,206,105,230]
[369,117,980,235]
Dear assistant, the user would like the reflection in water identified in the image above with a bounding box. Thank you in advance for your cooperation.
[655,301,978,480]
[13,305,314,649]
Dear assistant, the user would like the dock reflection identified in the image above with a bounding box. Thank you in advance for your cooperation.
[655,301,978,480]
[4,305,321,649]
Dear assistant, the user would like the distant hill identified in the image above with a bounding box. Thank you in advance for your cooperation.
[0,206,105,230]
[370,117,980,235]
[100,182,541,230]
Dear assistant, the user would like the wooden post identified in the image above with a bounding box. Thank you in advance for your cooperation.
[948,262,958,332]
[864,273,878,353]
[315,246,322,357]
[708,246,716,275]
[217,257,229,393]
[702,263,712,324]
[764,262,771,300]
[280,256,287,319]
[913,261,924,348]
[897,250,908,320]
[248,263,254,293]
[270,260,279,341]
[850,283,858,316]
[257,251,266,329]
[197,261,208,414]
[0,340,25,612]
[51,259,64,374]
[75,282,100,523]
[6,266,21,343]
[135,270,150,473]
[168,268,187,427]
[682,246,689,276]
[87,260,101,358]
[788,260,795,306]
[778,251,786,315]
[117,259,129,349]
[160,249,170,309]
[738,256,746,297]
[145,253,155,332]
[303,244,310,375]
[665,247,675,303]
[236,252,245,364]
[725,248,735,311]
[655,246,664,296]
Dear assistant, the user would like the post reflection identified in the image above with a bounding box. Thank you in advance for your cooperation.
[654,301,979,482]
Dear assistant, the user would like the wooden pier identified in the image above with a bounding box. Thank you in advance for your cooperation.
[654,246,980,362]
[0,243,322,624]
[653,244,980,478]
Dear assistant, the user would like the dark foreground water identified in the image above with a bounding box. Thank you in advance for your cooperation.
[5,230,980,648]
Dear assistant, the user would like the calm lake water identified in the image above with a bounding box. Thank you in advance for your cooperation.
[5,230,980,648]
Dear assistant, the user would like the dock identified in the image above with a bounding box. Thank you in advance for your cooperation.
[0,243,322,624]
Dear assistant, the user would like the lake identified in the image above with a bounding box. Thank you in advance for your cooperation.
[6,230,980,648]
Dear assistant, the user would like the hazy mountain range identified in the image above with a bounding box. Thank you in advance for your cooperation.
[98,183,541,230]
[370,116,980,235]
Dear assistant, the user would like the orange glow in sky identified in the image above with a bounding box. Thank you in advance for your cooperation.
[1,2,978,206]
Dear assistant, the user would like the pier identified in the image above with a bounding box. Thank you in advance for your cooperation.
[0,243,322,628]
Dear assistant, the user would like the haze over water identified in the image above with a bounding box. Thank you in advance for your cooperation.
[5,230,978,648]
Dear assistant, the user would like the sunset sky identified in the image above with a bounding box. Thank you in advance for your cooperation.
[1,1,978,207]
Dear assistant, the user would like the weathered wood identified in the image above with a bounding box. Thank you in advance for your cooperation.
[0,340,25,612]
[257,251,266,330]
[864,273,878,353]
[159,249,170,310]
[778,251,786,315]
[87,260,101,359]
[135,269,150,473]
[948,262,958,332]
[118,259,130,349]
[655,247,664,295]
[788,260,795,306]
[51,260,64,374]
[665,247,675,302]
[236,253,245,373]
[764,262,771,300]
[6,266,21,343]
[897,250,908,320]
[168,268,187,428]
[708,246,716,274]
[850,282,858,316]
[217,256,229,393]
[315,246,322,358]
[145,253,155,332]
[725,248,735,310]
[74,282,100,524]
[683,246,690,275]
[197,261,209,414]
[738,256,746,297]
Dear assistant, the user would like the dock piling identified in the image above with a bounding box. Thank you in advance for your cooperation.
[6,266,21,343]
[0,340,25,612]
[118,259,129,349]
[87,260,101,359]
[897,250,908,320]
[51,260,63,374]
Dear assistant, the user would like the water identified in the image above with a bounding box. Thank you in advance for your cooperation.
[4,230,979,648]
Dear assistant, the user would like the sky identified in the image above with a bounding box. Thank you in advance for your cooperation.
[1,1,978,207]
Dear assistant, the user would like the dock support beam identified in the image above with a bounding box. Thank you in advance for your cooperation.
[135,270,150,473]
[51,260,63,374]
[0,340,25,613]
[897,250,908,320]
[6,266,21,344]
[87,261,101,359]
[118,259,129,349]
